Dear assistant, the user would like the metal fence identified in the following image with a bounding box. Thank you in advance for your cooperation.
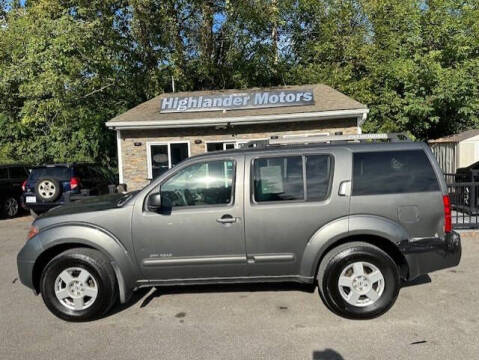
[445,173,479,229]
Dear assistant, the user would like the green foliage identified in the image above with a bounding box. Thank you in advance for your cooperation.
[0,0,478,166]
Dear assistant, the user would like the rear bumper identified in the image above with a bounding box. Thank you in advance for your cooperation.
[399,231,461,280]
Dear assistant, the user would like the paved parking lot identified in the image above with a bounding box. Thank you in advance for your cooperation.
[1,216,478,360]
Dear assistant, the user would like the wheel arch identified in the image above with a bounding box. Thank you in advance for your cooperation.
[31,225,138,304]
[300,215,410,280]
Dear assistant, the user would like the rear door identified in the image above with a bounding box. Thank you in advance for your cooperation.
[243,148,351,276]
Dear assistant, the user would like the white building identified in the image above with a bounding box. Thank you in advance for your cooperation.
[429,129,479,173]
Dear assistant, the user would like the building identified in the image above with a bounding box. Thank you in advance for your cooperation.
[429,129,479,174]
[106,84,369,190]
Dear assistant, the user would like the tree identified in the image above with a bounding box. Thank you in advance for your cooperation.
[0,0,478,166]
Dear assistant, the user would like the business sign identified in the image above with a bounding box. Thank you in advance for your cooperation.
[160,89,314,113]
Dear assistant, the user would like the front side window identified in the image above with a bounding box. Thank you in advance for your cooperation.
[161,160,235,208]
[253,156,304,202]
[352,150,440,196]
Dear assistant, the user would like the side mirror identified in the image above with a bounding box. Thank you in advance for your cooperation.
[147,192,162,211]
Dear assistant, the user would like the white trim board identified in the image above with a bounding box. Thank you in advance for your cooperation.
[106,109,369,130]
[116,130,124,184]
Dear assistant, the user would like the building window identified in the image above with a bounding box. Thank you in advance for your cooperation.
[147,142,190,179]
[206,141,247,152]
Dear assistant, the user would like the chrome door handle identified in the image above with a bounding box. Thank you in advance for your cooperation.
[216,215,237,224]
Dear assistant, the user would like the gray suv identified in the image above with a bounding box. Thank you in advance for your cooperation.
[17,135,461,321]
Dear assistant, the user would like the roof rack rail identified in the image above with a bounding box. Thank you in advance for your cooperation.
[240,133,411,149]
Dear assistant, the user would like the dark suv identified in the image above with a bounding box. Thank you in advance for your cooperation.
[22,163,117,216]
[0,165,30,218]
[17,135,461,321]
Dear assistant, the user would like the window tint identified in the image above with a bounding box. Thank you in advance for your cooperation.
[254,156,304,202]
[0,168,8,179]
[161,160,234,207]
[352,150,440,195]
[306,155,332,201]
[9,166,28,179]
[29,167,71,180]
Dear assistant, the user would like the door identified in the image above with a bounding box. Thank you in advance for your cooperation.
[149,142,190,179]
[243,149,351,277]
[132,155,247,280]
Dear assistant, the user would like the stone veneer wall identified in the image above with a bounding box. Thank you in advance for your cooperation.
[119,118,358,190]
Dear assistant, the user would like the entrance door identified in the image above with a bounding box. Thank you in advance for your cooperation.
[148,142,189,179]
[132,155,247,280]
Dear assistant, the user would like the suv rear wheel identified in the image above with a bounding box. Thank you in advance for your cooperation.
[317,241,400,319]
[40,248,117,321]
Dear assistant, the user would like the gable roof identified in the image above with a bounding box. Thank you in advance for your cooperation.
[429,129,479,143]
[106,84,368,129]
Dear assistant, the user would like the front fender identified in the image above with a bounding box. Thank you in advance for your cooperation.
[299,215,410,278]
[19,223,139,303]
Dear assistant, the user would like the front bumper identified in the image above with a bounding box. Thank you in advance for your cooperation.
[399,231,461,280]
[17,234,44,291]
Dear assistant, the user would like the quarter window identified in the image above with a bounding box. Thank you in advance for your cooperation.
[253,156,304,202]
[161,160,235,208]
[352,150,440,195]
[306,155,332,201]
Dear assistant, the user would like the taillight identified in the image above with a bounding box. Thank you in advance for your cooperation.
[443,195,452,233]
[70,177,80,190]
[21,180,27,192]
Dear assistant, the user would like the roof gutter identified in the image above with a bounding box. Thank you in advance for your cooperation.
[106,109,369,130]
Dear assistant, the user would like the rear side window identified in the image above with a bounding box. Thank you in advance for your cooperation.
[9,167,28,178]
[0,168,7,179]
[352,150,440,196]
[306,155,333,201]
[253,154,333,202]
[254,156,304,202]
[29,167,71,181]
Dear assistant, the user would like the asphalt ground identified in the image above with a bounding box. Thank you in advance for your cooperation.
[1,216,478,360]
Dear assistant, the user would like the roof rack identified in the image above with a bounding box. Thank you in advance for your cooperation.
[240,133,411,149]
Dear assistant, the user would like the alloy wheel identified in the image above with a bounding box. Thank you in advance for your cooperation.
[337,261,385,307]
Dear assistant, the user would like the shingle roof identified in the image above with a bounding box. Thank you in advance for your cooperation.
[428,129,479,143]
[106,84,366,126]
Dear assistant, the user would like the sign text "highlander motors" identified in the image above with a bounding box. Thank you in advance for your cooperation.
[160,89,314,113]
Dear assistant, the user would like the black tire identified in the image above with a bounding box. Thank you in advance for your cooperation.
[317,241,400,319]
[2,196,19,218]
[35,177,61,202]
[40,248,117,322]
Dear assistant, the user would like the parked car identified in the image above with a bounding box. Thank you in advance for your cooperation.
[17,137,461,321]
[0,165,30,218]
[451,162,479,213]
[22,163,117,216]
[455,161,479,182]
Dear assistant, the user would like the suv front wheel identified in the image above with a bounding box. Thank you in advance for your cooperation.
[40,248,117,321]
[317,241,400,319]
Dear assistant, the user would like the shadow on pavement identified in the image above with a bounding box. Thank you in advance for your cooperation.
[105,275,432,319]
[106,282,317,316]
[313,349,344,360]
